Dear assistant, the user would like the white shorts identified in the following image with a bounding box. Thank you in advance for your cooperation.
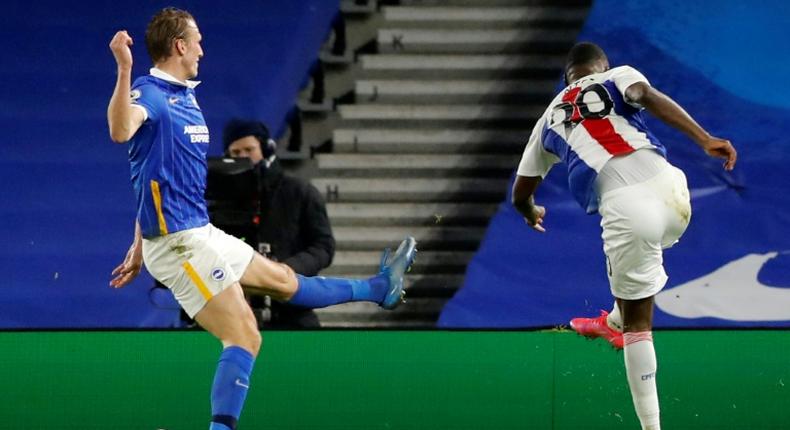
[142,223,255,318]
[598,164,691,300]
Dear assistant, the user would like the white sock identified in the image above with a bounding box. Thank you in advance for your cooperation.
[607,302,623,331]
[624,332,660,430]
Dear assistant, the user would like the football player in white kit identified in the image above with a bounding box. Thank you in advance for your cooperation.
[512,42,736,430]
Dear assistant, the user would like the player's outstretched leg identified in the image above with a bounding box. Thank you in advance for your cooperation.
[289,236,417,310]
[241,236,417,310]
[622,296,660,430]
[569,304,624,349]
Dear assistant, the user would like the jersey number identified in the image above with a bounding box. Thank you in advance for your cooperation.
[552,84,614,135]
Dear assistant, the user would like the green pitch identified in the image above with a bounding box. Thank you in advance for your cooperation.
[0,330,787,429]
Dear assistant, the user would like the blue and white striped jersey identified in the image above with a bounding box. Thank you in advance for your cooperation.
[517,66,668,213]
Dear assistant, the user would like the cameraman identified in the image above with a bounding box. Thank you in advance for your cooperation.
[223,119,335,328]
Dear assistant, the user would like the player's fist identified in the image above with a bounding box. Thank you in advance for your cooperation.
[109,30,134,70]
[525,204,547,233]
[699,135,737,171]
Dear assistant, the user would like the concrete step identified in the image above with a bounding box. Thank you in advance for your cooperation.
[340,0,377,14]
[314,298,445,328]
[317,153,516,177]
[338,104,543,128]
[377,28,577,54]
[333,226,487,250]
[332,128,529,153]
[327,202,499,226]
[319,50,354,66]
[355,79,556,104]
[297,99,333,113]
[360,54,564,79]
[382,6,587,28]
[326,250,474,273]
[311,177,509,202]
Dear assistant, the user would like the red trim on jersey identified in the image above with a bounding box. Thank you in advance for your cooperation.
[582,118,635,155]
[562,87,583,122]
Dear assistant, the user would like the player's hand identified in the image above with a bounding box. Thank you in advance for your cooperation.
[109,30,134,70]
[524,204,547,233]
[110,242,143,288]
[699,135,737,171]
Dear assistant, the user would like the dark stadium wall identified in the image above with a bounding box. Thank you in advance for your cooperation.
[439,0,790,328]
[0,1,338,328]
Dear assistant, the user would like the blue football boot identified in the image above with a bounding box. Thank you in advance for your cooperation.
[379,236,417,310]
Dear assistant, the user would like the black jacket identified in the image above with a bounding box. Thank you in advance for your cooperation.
[256,160,334,276]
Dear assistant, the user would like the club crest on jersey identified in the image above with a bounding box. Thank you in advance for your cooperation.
[211,267,226,281]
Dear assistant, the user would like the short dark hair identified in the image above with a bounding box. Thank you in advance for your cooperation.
[565,42,607,72]
[145,7,196,64]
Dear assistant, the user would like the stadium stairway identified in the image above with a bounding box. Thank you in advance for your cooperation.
[304,0,591,327]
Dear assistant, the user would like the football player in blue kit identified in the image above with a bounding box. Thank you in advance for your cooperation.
[107,8,416,430]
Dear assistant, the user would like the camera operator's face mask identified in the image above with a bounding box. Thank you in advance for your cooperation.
[228,136,264,164]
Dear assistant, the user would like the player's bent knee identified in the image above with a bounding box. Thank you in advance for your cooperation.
[196,283,262,356]
[226,318,261,356]
[244,327,262,356]
[264,262,299,301]
[238,307,262,355]
[278,263,298,290]
[271,261,295,286]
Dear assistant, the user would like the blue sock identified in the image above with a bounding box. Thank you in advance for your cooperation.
[352,274,389,303]
[209,346,255,430]
[288,274,390,308]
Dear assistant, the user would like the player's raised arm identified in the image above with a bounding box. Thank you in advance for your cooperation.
[107,30,145,143]
[625,82,737,171]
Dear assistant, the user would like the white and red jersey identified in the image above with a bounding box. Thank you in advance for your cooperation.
[517,65,667,213]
